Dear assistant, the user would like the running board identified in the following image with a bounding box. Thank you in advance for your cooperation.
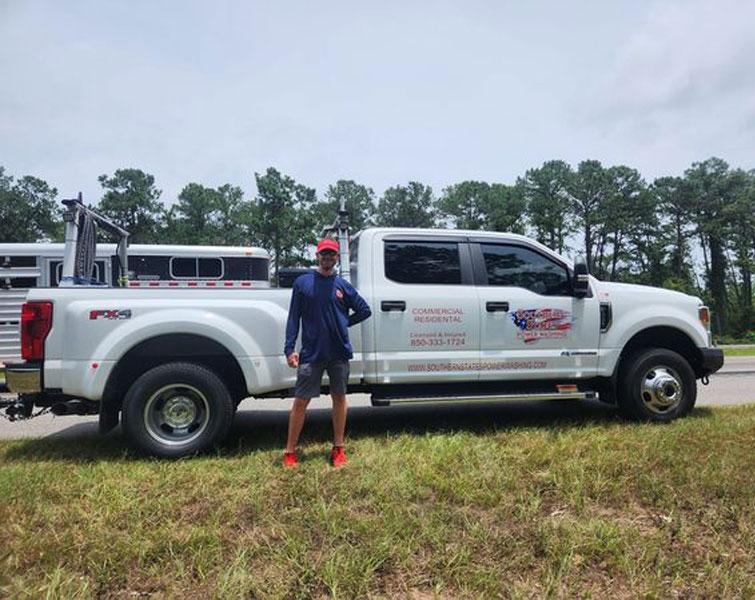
[371,390,597,407]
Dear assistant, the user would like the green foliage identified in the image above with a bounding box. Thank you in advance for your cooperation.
[2,156,754,336]
[0,167,60,242]
[96,168,165,243]
[685,158,738,333]
[247,168,318,280]
[724,169,755,333]
[438,181,526,233]
[653,176,696,288]
[485,183,527,234]
[437,180,490,230]
[565,160,611,272]
[375,182,436,227]
[313,180,376,233]
[519,160,574,253]
[166,183,248,246]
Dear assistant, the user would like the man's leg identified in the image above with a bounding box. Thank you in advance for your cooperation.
[327,360,350,449]
[285,397,311,453]
[330,393,348,447]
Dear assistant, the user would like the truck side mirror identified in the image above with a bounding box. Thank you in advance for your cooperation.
[573,257,589,298]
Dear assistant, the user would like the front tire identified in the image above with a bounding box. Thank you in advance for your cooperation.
[617,348,696,422]
[122,362,235,458]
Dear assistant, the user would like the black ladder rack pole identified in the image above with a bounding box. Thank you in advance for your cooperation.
[60,193,130,286]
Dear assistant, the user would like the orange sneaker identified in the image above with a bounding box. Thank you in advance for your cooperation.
[330,446,347,468]
[283,451,298,467]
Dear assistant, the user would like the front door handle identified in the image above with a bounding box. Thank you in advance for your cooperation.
[486,301,509,312]
[381,300,406,312]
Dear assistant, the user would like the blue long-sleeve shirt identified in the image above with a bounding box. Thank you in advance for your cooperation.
[284,271,372,363]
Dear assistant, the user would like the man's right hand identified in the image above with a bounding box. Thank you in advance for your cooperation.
[287,353,300,368]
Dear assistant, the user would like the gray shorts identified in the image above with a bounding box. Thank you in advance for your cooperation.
[294,360,350,399]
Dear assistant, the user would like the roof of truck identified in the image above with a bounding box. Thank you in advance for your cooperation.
[359,227,567,261]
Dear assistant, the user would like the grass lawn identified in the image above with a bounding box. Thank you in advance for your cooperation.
[0,403,753,598]
[722,346,755,357]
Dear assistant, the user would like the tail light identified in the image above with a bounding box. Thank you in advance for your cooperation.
[21,301,53,361]
[698,306,711,329]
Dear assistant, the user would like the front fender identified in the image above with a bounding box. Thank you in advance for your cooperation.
[598,304,708,376]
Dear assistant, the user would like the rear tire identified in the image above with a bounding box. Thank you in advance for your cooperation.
[122,362,234,458]
[617,348,696,422]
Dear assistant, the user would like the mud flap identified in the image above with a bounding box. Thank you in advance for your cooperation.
[99,400,120,434]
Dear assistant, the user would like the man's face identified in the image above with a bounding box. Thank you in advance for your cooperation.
[317,250,338,272]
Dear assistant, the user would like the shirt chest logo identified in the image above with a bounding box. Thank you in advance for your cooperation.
[335,288,344,300]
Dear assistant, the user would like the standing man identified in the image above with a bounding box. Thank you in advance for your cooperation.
[283,238,371,468]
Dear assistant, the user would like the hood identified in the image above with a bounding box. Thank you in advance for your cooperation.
[594,280,702,305]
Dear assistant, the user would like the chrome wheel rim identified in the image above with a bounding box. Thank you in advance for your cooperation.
[143,384,210,446]
[640,366,683,414]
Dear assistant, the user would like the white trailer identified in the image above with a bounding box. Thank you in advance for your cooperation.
[1,242,270,367]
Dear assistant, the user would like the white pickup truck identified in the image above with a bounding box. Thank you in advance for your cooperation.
[5,227,724,457]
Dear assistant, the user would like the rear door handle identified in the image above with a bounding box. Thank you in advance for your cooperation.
[381,300,406,312]
[486,301,509,312]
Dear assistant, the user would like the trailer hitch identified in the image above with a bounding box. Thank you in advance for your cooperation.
[0,395,50,421]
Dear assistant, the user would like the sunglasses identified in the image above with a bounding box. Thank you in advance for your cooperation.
[318,250,338,257]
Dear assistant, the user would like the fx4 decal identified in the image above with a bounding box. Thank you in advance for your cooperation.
[89,309,132,320]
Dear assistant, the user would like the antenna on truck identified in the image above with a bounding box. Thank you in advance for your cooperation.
[320,200,351,282]
[60,193,131,287]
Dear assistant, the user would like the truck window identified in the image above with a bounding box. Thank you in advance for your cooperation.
[480,244,570,296]
[384,241,462,285]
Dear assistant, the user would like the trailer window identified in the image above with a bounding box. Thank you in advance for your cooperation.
[3,256,37,268]
[169,257,223,280]
[52,261,105,286]
[223,257,269,281]
[130,255,171,281]
[199,258,222,278]
[384,241,461,285]
[171,257,195,278]
[4,277,37,289]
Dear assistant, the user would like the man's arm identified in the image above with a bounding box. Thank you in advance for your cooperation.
[284,282,303,357]
[343,282,371,326]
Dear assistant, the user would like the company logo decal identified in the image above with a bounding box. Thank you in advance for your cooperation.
[510,308,571,343]
[90,309,132,320]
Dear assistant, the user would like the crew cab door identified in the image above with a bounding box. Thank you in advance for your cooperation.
[370,234,480,383]
[472,241,600,380]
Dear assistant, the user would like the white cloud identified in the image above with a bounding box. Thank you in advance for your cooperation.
[1,0,753,205]
[582,0,755,177]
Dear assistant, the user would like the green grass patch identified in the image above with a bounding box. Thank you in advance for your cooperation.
[0,405,753,598]
[722,346,755,357]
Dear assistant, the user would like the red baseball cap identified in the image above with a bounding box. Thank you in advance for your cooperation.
[316,239,339,253]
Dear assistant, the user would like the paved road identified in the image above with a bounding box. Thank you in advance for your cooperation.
[1,356,753,441]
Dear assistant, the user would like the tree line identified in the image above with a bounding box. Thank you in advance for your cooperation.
[1,158,753,337]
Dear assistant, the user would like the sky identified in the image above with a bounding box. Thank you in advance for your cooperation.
[1,0,754,207]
